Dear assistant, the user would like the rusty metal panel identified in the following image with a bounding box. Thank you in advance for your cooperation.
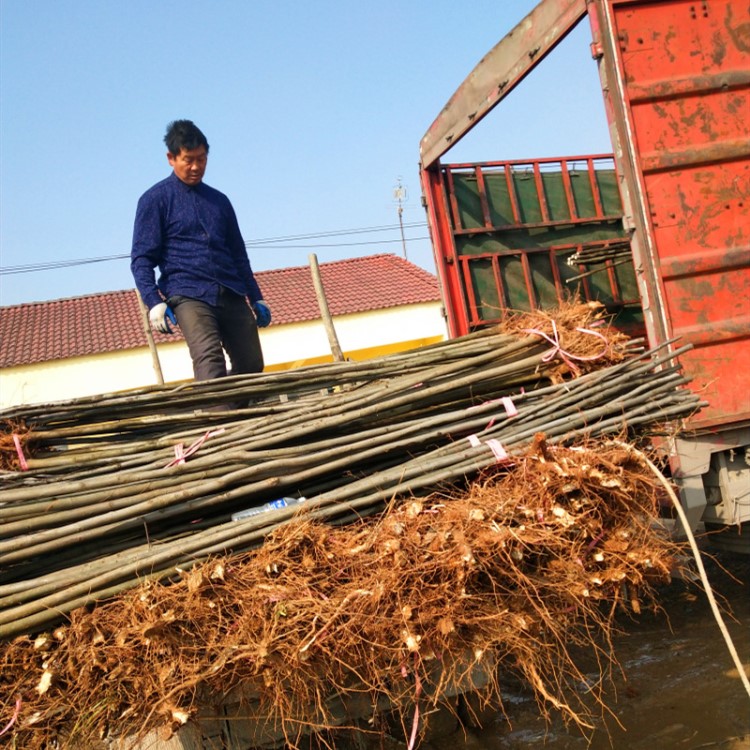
[419,0,587,168]
[595,0,750,429]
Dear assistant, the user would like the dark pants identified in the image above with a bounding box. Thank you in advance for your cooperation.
[169,289,264,382]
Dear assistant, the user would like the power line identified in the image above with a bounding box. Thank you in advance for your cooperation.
[243,236,430,250]
[246,222,425,245]
[1,255,130,275]
[0,222,430,276]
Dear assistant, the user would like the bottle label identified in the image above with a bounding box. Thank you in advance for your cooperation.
[231,497,300,522]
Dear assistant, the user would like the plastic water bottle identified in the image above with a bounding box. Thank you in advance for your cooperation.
[231,496,306,522]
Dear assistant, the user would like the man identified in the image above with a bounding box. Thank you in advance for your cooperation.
[130,119,271,386]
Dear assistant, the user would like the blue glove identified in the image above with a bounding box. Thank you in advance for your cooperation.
[166,306,177,330]
[253,300,272,328]
[149,302,178,334]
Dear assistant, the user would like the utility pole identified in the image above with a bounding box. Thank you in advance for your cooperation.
[393,178,408,260]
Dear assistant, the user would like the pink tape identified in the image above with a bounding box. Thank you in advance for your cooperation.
[0,697,21,737]
[171,443,186,466]
[575,327,610,355]
[166,428,225,468]
[485,439,509,462]
[407,654,423,750]
[12,435,28,471]
[501,396,518,417]
[467,434,481,447]
[468,396,518,419]
[523,320,609,374]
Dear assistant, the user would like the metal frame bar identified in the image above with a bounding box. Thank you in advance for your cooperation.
[442,155,620,236]
[457,238,640,329]
[420,0,587,168]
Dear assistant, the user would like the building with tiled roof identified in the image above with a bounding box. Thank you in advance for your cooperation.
[0,254,446,408]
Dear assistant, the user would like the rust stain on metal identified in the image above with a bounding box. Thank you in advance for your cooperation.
[724,3,750,52]
[711,30,728,67]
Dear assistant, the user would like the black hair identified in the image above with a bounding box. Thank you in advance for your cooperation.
[164,120,210,155]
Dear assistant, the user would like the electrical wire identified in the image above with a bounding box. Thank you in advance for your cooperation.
[246,222,425,245]
[1,255,131,274]
[0,222,429,276]
[241,237,430,250]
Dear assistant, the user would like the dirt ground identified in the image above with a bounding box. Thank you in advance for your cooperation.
[426,549,750,750]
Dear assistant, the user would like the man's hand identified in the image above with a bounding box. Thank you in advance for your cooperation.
[149,302,178,334]
[253,300,272,328]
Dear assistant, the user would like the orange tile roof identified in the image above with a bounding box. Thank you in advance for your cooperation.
[0,254,440,368]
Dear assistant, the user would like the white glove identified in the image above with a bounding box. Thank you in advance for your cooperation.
[149,302,176,334]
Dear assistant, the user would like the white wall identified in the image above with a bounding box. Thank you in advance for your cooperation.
[261,303,447,365]
[0,347,174,408]
[0,303,447,409]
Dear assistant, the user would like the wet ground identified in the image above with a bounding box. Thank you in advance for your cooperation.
[427,549,750,750]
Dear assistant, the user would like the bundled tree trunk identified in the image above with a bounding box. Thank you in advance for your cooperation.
[0,305,702,640]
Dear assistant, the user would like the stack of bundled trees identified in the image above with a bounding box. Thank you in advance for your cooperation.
[0,304,703,748]
[0,305,702,639]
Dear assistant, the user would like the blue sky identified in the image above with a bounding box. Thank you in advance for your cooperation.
[0,1,611,306]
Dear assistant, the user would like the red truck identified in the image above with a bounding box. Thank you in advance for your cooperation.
[419,0,749,550]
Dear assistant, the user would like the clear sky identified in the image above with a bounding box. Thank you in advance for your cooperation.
[0,0,612,307]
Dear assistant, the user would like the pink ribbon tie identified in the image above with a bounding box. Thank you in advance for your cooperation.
[12,435,28,471]
[166,428,226,468]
